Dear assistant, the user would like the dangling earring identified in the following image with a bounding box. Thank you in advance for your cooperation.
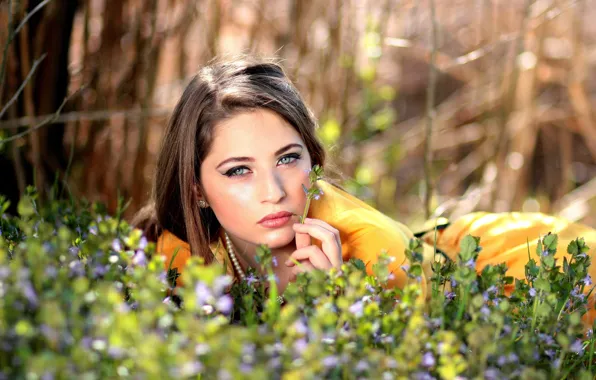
[198,200,209,208]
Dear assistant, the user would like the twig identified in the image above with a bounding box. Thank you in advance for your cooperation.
[0,107,172,129]
[12,0,51,39]
[0,53,46,120]
[424,0,438,220]
[0,88,81,144]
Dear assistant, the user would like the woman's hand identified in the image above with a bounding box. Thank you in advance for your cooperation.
[284,218,342,276]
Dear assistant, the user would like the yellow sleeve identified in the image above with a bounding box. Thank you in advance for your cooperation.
[337,209,429,301]
[156,230,192,287]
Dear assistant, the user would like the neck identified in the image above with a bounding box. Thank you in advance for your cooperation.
[225,232,296,289]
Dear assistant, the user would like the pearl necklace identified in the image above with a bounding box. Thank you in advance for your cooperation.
[223,231,284,304]
[224,231,247,281]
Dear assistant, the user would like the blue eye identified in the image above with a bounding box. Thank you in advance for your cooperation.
[224,167,249,177]
[278,153,301,165]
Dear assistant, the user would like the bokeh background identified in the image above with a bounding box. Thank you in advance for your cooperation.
[1,0,596,231]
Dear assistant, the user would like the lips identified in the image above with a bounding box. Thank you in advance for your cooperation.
[258,211,293,223]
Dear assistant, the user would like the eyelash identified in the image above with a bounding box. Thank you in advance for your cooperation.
[224,153,302,178]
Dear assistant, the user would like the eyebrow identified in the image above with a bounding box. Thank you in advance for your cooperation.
[216,143,304,170]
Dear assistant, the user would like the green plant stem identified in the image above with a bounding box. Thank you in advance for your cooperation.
[301,197,312,224]
[456,285,470,321]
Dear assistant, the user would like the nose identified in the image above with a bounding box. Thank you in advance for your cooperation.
[261,169,287,203]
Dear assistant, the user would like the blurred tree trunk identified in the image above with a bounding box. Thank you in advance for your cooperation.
[0,0,78,211]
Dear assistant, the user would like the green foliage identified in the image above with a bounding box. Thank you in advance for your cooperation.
[0,189,595,379]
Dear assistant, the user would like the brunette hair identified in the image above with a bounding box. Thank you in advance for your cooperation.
[132,56,330,264]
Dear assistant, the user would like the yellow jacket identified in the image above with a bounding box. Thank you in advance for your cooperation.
[156,180,596,326]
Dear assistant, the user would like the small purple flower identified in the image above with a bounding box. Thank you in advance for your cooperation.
[213,276,232,296]
[480,306,490,317]
[465,258,476,268]
[293,338,308,355]
[484,368,501,380]
[529,288,537,297]
[545,349,556,359]
[111,239,122,252]
[355,360,369,372]
[444,291,456,301]
[421,352,435,367]
[451,278,457,288]
[89,225,98,236]
[132,250,147,267]
[69,260,85,277]
[570,339,584,354]
[400,264,410,272]
[195,282,212,305]
[582,275,592,286]
[216,295,233,314]
[322,355,339,368]
[180,361,203,377]
[44,266,58,279]
[272,257,278,267]
[292,319,308,335]
[69,246,80,256]
[542,250,549,256]
[348,301,364,318]
[246,274,258,286]
[138,236,148,250]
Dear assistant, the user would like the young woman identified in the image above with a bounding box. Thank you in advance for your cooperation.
[133,56,596,327]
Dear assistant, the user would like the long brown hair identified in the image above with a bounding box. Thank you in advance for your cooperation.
[132,56,329,264]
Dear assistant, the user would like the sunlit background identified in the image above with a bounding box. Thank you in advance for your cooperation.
[1,0,595,231]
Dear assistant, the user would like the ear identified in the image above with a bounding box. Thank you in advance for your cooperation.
[193,184,208,205]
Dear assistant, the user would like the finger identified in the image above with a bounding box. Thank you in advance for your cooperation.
[295,229,311,250]
[286,245,332,269]
[291,260,317,276]
[292,223,342,267]
[303,218,341,246]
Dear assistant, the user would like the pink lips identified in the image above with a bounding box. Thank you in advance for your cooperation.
[258,211,294,228]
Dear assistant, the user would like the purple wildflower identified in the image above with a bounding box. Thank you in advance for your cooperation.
[132,250,147,267]
[582,275,592,286]
[484,368,501,380]
[138,236,148,250]
[246,274,258,286]
[421,352,435,367]
[21,281,38,307]
[570,339,584,354]
[195,343,210,355]
[349,300,364,318]
[480,306,490,317]
[111,239,122,252]
[292,319,308,335]
[195,282,212,305]
[451,278,457,288]
[267,273,279,283]
[180,361,203,376]
[322,355,339,368]
[272,256,278,267]
[0,266,9,280]
[529,288,537,297]
[400,264,410,272]
[465,258,476,268]
[293,338,308,355]
[213,276,232,295]
[216,295,233,314]
[89,225,98,236]
[356,360,369,372]
[69,246,80,256]
[444,291,456,301]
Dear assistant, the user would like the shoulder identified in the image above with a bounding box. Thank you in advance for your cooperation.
[156,230,192,272]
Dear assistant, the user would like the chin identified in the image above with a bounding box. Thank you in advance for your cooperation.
[258,227,295,249]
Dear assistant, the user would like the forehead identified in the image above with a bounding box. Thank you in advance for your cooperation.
[209,109,304,155]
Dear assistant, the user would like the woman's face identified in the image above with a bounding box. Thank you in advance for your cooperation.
[199,108,313,253]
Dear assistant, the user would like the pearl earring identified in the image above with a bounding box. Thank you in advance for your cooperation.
[198,200,208,208]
